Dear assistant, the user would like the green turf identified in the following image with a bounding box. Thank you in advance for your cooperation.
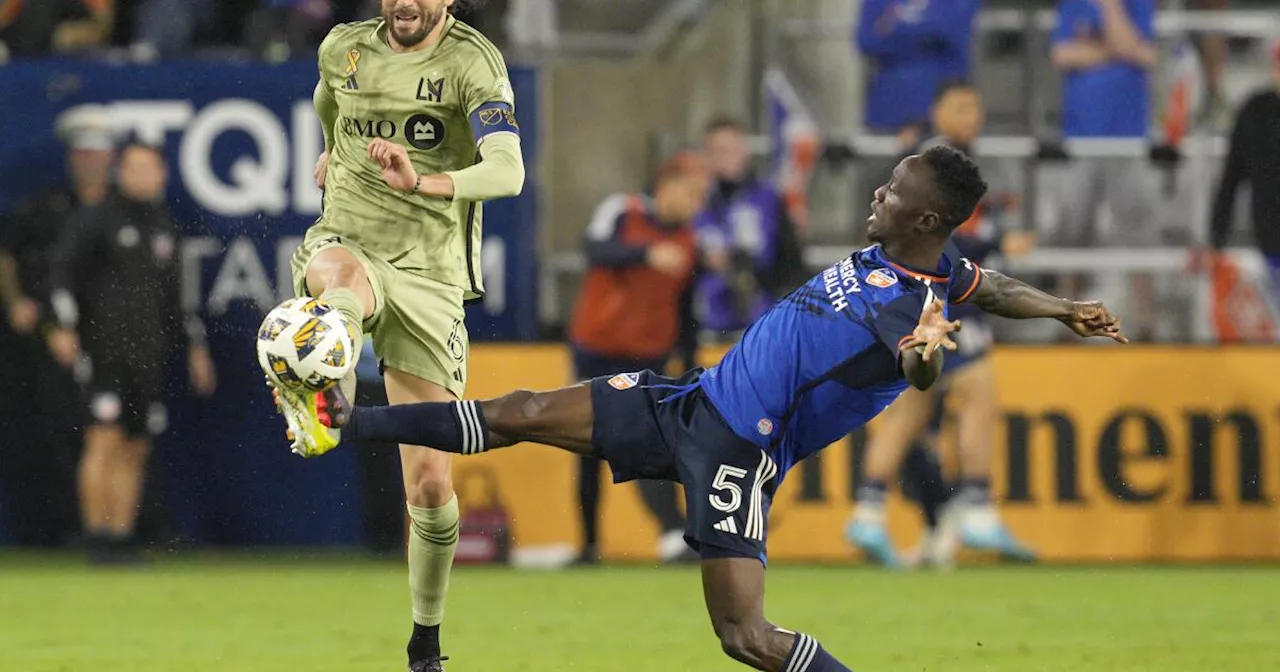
[1,555,1278,671]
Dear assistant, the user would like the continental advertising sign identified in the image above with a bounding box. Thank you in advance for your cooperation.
[462,346,1280,562]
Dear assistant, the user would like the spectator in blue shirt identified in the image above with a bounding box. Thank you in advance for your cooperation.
[1052,0,1158,139]
[856,0,980,136]
[1049,0,1160,340]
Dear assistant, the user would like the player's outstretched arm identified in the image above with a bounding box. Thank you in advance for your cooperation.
[969,269,1128,343]
[334,385,596,456]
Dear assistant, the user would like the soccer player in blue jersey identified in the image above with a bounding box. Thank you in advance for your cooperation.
[302,146,1126,671]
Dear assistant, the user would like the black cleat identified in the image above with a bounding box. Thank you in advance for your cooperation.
[409,656,448,672]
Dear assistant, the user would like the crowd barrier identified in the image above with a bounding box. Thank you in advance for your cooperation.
[463,345,1280,563]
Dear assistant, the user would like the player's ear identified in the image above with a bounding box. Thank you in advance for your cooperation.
[917,210,942,235]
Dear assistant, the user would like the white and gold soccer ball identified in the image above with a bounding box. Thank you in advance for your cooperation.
[256,297,356,392]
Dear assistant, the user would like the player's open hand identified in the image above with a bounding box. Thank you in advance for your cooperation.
[367,138,417,192]
[1059,300,1128,343]
[906,297,961,362]
[314,150,330,189]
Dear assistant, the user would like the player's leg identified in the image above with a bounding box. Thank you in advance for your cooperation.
[948,359,1035,561]
[303,245,377,325]
[272,240,379,456]
[338,383,596,455]
[702,558,854,671]
[376,273,589,670]
[898,426,958,569]
[568,347,609,564]
[575,454,603,563]
[846,385,937,567]
[639,479,692,562]
[80,368,134,561]
[383,369,461,668]
[78,421,123,559]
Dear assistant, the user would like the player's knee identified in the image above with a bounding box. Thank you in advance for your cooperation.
[406,469,454,508]
[490,388,550,434]
[717,621,771,663]
[306,252,365,295]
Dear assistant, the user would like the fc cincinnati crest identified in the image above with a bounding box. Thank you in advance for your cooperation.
[608,373,640,390]
[866,268,899,288]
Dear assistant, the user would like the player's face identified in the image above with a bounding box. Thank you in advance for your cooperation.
[931,88,984,146]
[703,127,750,181]
[382,0,452,48]
[117,146,168,203]
[867,156,930,243]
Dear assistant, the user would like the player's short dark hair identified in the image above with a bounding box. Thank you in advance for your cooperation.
[703,115,746,136]
[932,79,978,105]
[919,145,986,230]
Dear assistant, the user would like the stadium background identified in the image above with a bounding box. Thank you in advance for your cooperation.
[1,0,1278,560]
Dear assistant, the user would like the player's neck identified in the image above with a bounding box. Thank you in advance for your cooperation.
[880,240,944,274]
[387,15,451,53]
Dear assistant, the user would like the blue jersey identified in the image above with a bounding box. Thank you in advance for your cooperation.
[699,242,984,481]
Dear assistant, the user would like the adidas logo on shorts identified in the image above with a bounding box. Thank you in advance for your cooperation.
[713,518,739,535]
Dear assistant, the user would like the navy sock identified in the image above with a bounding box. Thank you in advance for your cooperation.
[854,479,887,506]
[346,401,490,455]
[960,476,991,505]
[784,633,854,671]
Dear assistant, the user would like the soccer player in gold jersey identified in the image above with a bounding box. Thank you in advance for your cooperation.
[266,2,523,669]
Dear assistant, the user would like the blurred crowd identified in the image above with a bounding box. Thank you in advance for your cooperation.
[0,0,512,62]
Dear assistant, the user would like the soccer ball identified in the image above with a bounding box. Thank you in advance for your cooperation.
[256,297,356,392]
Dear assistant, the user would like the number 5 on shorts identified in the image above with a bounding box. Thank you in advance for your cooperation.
[710,465,749,513]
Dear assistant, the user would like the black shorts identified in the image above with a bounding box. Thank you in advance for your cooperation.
[85,358,166,439]
[590,369,779,564]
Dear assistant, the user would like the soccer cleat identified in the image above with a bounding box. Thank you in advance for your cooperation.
[270,368,355,458]
[845,519,903,568]
[409,655,448,672]
[959,506,1038,563]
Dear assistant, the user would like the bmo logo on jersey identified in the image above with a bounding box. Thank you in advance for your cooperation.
[340,116,398,139]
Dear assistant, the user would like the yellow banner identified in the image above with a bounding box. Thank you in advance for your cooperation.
[460,345,1280,562]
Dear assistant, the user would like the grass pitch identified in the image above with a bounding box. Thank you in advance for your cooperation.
[1,555,1277,671]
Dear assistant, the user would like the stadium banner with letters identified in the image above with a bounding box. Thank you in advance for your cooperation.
[0,61,539,545]
[462,346,1280,563]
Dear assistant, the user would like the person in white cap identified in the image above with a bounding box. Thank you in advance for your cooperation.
[0,104,115,548]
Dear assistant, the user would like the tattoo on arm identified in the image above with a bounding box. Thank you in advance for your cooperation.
[969,269,1075,320]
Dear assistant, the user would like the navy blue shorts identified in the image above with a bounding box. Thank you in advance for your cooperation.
[590,369,778,564]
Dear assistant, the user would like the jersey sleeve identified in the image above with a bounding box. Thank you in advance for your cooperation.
[874,293,927,360]
[944,241,984,304]
[313,25,348,150]
[459,41,519,145]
